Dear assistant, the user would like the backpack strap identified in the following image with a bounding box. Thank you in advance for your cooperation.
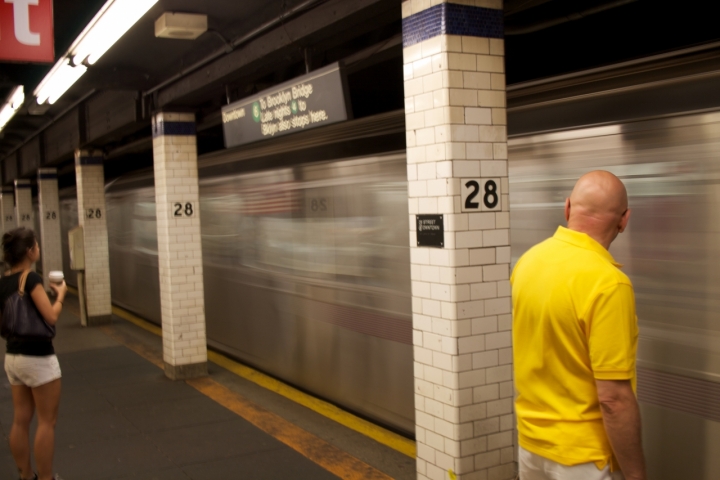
[18,270,30,297]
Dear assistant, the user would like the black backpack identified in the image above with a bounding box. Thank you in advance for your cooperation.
[0,270,55,339]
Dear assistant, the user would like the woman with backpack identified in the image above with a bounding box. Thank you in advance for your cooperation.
[1,227,67,480]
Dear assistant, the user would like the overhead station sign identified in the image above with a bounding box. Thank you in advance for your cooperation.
[0,0,54,63]
[221,62,352,148]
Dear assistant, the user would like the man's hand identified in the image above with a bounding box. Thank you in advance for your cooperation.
[596,379,647,480]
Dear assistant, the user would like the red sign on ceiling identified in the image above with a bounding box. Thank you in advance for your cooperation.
[0,0,54,63]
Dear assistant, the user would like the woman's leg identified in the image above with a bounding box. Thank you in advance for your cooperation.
[31,379,61,480]
[9,385,36,480]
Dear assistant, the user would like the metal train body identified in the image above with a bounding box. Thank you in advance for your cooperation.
[61,113,417,434]
[59,45,720,478]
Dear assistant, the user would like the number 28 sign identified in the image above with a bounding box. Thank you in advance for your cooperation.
[461,178,502,212]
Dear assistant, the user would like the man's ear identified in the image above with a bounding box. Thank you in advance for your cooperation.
[618,208,631,233]
[564,198,571,223]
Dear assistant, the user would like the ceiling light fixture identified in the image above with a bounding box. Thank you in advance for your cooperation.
[0,86,25,132]
[155,12,208,40]
[34,0,159,105]
[71,0,160,66]
[35,61,87,105]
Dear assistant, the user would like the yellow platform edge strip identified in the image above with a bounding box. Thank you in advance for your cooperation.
[102,300,416,458]
[188,377,394,480]
[92,310,393,479]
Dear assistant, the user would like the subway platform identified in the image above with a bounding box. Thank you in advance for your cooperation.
[0,295,415,480]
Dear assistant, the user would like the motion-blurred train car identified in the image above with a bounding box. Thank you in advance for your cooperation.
[60,43,720,479]
[61,112,417,433]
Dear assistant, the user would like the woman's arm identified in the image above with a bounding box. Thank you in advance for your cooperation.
[30,282,67,325]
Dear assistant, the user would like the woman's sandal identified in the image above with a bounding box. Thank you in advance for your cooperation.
[18,471,62,480]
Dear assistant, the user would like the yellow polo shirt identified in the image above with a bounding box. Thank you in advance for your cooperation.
[511,226,638,469]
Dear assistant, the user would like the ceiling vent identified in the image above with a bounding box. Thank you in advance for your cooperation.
[155,13,208,40]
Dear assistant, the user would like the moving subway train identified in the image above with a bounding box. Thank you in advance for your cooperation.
[59,43,720,478]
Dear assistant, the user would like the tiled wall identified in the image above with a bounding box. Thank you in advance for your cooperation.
[402,1,515,479]
[0,188,16,234]
[37,169,63,289]
[14,180,33,230]
[75,150,112,319]
[152,112,208,375]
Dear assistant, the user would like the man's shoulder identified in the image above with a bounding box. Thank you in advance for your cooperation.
[607,265,632,286]
[576,253,634,293]
[516,236,557,262]
[581,251,632,288]
[514,235,579,273]
[515,236,632,286]
[512,238,551,278]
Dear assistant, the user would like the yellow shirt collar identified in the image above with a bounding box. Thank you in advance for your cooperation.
[553,226,623,268]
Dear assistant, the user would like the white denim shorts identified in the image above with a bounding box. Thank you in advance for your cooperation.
[5,354,62,388]
[519,446,625,480]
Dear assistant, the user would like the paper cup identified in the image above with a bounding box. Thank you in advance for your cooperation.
[48,271,64,284]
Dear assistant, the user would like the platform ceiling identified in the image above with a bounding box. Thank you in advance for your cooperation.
[1,0,329,148]
[1,0,719,171]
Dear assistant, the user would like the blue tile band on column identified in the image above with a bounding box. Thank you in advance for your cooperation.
[75,156,105,166]
[38,173,58,180]
[402,3,504,47]
[14,184,32,189]
[2,188,15,194]
[153,121,196,138]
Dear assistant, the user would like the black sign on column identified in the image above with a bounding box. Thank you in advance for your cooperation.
[416,214,444,248]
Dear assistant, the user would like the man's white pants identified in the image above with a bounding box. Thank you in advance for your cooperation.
[519,447,625,480]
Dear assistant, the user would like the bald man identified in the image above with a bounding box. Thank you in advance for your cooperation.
[511,171,646,480]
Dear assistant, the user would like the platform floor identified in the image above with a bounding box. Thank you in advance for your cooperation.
[0,296,414,480]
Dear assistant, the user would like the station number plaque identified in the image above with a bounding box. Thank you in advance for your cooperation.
[416,214,444,248]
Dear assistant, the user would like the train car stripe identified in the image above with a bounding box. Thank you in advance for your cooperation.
[103,300,417,459]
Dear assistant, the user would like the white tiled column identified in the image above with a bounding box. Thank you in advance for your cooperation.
[37,169,63,290]
[1,187,16,233]
[75,150,113,325]
[403,1,515,479]
[14,179,33,230]
[152,112,207,380]
[14,180,36,272]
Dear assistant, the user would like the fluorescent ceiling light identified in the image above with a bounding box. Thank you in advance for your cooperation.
[33,0,158,105]
[71,0,159,66]
[0,86,25,132]
[35,61,87,105]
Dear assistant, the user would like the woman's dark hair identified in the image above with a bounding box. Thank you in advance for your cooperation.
[2,227,37,267]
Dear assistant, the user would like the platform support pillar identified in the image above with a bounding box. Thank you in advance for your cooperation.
[152,112,208,380]
[14,179,33,230]
[402,1,515,479]
[0,187,16,234]
[13,179,35,272]
[75,149,113,325]
[37,168,63,290]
